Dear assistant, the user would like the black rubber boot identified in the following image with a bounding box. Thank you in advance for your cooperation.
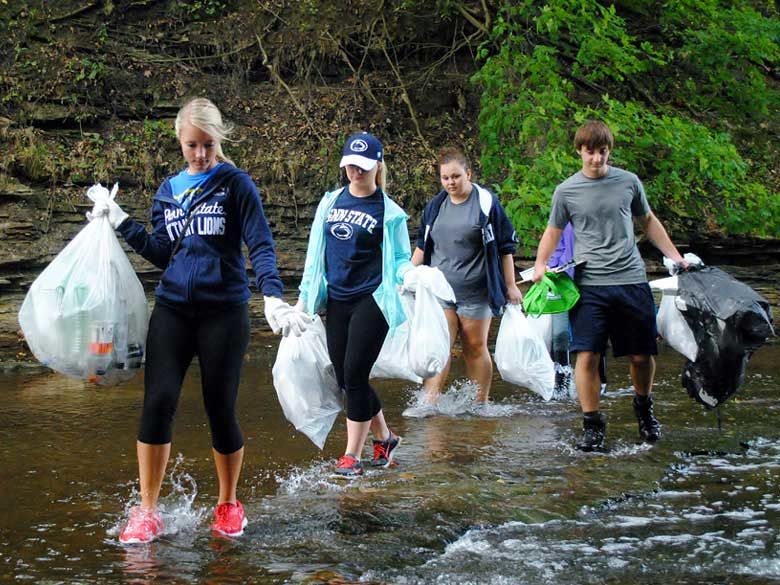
[576,412,606,452]
[633,394,661,442]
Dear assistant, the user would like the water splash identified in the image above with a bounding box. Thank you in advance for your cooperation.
[557,437,654,458]
[158,454,208,536]
[437,380,480,416]
[378,436,780,585]
[275,460,350,495]
[107,453,207,540]
[402,380,527,419]
[552,363,576,400]
[402,380,474,418]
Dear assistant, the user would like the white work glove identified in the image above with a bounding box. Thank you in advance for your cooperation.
[85,182,128,228]
[283,309,313,337]
[264,296,313,337]
[87,198,129,228]
[264,296,288,334]
[663,253,702,275]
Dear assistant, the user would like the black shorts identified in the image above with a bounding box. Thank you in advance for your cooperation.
[569,283,657,357]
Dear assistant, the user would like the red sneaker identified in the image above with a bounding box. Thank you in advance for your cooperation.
[119,506,164,545]
[371,432,402,468]
[333,454,364,478]
[211,501,248,537]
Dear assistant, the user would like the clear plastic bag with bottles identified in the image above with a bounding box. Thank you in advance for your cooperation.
[18,183,148,386]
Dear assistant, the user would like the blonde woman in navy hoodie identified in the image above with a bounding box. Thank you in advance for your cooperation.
[90,98,308,544]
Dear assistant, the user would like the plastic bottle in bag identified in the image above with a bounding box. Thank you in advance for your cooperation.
[86,320,114,384]
[72,312,87,374]
[100,301,143,385]
[59,285,90,377]
[113,299,129,370]
[125,343,143,370]
[125,308,143,371]
[59,309,89,378]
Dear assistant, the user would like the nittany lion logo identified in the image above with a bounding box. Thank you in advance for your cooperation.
[331,223,354,240]
[349,139,368,152]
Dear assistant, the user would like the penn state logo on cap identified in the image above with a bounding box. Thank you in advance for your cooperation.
[350,138,369,152]
[339,132,383,171]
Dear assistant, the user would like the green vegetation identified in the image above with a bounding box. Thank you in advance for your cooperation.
[181,1,228,19]
[0,1,777,247]
[473,0,780,251]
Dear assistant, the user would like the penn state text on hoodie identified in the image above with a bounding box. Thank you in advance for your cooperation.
[119,164,283,306]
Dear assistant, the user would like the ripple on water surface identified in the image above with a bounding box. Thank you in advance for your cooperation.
[2,350,780,584]
[367,437,780,584]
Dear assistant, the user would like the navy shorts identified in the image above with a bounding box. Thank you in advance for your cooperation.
[569,283,657,357]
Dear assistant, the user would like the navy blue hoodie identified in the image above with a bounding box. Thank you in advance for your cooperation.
[119,164,283,306]
[417,184,517,316]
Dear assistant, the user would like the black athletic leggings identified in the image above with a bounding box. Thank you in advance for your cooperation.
[139,301,250,454]
[325,294,389,422]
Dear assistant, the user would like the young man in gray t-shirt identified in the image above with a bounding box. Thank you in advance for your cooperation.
[532,121,688,451]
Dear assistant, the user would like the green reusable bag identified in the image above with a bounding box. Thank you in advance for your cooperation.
[522,272,580,316]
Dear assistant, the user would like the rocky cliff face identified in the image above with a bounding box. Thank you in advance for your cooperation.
[1,2,777,364]
[0,86,445,361]
[0,1,488,362]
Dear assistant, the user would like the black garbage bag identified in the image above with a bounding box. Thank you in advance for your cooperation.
[678,266,774,409]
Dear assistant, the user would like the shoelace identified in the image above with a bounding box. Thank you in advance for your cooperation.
[337,455,358,468]
[373,442,388,461]
[125,509,159,534]
[215,503,239,521]
[126,515,145,531]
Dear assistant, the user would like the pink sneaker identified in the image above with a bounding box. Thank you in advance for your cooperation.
[119,506,164,545]
[211,501,248,537]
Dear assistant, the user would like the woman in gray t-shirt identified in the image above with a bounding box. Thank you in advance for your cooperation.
[409,147,522,407]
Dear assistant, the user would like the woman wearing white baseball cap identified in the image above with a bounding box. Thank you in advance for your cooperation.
[296,131,413,477]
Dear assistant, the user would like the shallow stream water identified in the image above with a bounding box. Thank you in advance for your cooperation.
[1,339,779,584]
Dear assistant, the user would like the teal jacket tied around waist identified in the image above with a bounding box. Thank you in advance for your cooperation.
[298,187,414,329]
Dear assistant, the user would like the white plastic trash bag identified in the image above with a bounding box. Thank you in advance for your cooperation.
[370,316,422,384]
[526,313,552,353]
[656,289,699,362]
[402,264,456,303]
[372,266,455,383]
[649,275,699,362]
[408,284,450,379]
[494,305,555,401]
[272,315,342,449]
[18,183,148,386]
[406,274,454,379]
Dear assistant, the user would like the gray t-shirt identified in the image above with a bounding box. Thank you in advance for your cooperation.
[549,166,651,285]
[430,187,487,301]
